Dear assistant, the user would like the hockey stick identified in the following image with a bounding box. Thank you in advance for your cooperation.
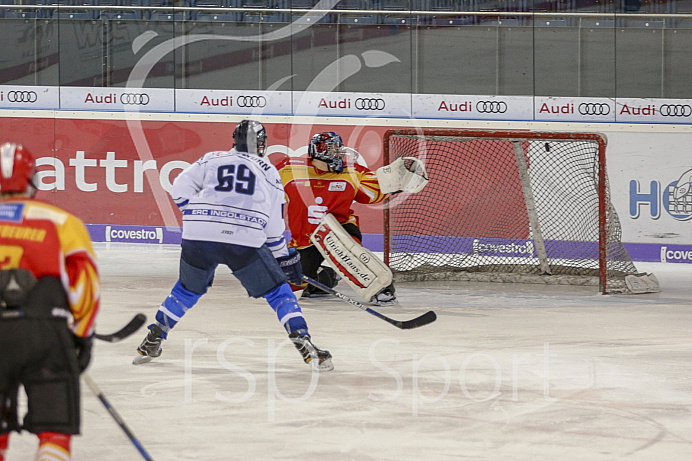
[0,313,147,341]
[83,373,155,461]
[94,313,147,343]
[302,276,436,330]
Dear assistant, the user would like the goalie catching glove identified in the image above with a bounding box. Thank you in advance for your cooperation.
[376,156,429,194]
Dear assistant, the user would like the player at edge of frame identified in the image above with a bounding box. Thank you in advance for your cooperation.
[0,142,101,461]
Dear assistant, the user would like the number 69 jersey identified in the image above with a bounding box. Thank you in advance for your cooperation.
[169,149,286,249]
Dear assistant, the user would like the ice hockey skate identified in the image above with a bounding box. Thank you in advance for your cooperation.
[301,266,341,299]
[289,332,334,371]
[301,284,332,299]
[133,325,164,365]
[370,285,398,306]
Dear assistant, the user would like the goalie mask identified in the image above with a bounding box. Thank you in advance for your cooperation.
[233,120,267,157]
[0,142,37,197]
[308,132,348,173]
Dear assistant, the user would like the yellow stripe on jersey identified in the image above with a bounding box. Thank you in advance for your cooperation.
[280,163,387,205]
[26,201,100,337]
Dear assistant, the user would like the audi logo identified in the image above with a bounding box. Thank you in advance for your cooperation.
[476,101,507,114]
[578,103,610,116]
[237,95,267,108]
[7,91,37,103]
[120,93,150,105]
[660,104,692,117]
[355,98,386,110]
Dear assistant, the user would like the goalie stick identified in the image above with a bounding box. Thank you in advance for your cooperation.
[83,373,155,461]
[303,276,436,330]
[94,313,147,342]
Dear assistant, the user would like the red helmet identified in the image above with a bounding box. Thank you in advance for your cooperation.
[0,143,36,195]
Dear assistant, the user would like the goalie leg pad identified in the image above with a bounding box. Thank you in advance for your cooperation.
[310,214,393,301]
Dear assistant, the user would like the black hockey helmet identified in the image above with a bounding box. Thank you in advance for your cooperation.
[308,131,346,173]
[233,120,267,157]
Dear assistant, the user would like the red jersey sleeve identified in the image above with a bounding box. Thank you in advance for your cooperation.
[353,166,388,205]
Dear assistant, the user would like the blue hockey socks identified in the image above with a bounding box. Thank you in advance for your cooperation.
[264,283,308,336]
[153,280,203,339]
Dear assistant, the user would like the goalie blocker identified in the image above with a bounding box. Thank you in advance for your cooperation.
[310,213,393,302]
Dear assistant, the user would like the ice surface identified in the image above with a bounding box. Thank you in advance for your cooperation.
[6,244,692,460]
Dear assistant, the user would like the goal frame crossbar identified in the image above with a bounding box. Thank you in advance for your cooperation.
[383,128,610,293]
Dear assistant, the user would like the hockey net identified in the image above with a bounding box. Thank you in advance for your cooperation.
[383,129,658,294]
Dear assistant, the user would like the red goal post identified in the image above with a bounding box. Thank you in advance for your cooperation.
[382,128,658,295]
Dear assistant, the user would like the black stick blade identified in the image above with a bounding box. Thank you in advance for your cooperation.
[304,275,438,331]
[397,310,437,330]
[95,313,147,342]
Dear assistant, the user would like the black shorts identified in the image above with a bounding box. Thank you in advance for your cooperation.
[0,317,81,435]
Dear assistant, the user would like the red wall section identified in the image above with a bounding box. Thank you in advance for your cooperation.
[0,116,393,233]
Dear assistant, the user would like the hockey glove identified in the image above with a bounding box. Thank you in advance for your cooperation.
[376,157,429,194]
[277,248,303,286]
[73,334,94,373]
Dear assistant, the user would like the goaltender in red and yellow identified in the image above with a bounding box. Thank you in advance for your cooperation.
[277,131,428,305]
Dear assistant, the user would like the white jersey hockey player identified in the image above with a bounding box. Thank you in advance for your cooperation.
[172,145,285,250]
[134,120,333,371]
